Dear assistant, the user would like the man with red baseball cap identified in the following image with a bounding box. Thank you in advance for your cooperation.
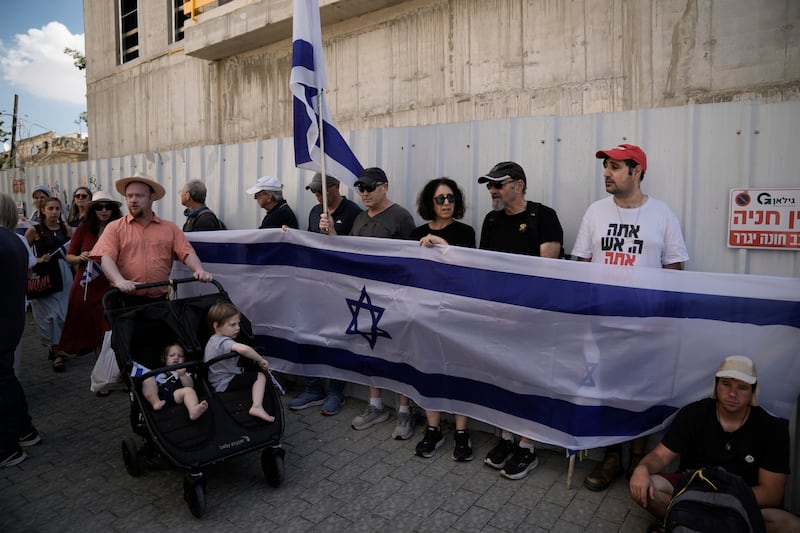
[571,144,689,491]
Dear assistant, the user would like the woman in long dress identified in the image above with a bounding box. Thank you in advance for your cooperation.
[24,197,73,372]
[59,191,122,363]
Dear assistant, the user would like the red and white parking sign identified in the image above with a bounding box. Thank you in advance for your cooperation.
[728,188,800,250]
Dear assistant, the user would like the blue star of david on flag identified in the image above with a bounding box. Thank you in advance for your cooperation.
[345,286,392,349]
[581,362,598,387]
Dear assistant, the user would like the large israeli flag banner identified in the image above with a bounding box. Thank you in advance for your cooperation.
[179,230,800,450]
[290,0,364,185]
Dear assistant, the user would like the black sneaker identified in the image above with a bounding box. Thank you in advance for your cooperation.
[414,426,444,458]
[500,445,539,480]
[19,427,41,447]
[451,430,473,462]
[1,448,27,468]
[484,437,516,469]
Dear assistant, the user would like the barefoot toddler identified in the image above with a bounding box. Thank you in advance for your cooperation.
[142,342,209,421]
[204,302,274,423]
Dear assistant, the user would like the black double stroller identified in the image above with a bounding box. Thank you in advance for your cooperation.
[103,278,285,517]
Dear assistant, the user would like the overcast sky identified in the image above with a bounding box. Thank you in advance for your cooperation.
[0,0,85,146]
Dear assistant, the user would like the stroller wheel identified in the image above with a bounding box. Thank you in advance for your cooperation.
[122,438,143,477]
[183,472,206,518]
[261,447,285,488]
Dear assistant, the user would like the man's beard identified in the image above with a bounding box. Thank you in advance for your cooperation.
[492,198,505,211]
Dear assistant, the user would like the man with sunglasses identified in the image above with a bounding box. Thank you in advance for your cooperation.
[246,175,299,230]
[477,160,564,480]
[305,173,361,237]
[319,167,416,439]
[287,173,362,417]
[571,144,689,492]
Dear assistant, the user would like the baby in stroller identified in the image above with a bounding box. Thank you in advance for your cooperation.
[142,342,209,421]
[204,302,275,423]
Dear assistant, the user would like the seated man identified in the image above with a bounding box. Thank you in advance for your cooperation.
[629,355,799,532]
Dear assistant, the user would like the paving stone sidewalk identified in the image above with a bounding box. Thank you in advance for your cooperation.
[1,313,654,532]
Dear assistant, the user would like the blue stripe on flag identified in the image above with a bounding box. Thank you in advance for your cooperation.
[261,334,680,437]
[292,39,315,71]
[320,119,364,176]
[293,96,315,165]
[190,240,800,327]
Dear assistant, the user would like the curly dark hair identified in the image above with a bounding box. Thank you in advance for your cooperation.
[416,177,466,221]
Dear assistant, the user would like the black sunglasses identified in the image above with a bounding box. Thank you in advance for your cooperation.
[486,179,515,190]
[433,194,455,205]
[94,203,113,211]
[74,193,90,199]
[356,182,384,193]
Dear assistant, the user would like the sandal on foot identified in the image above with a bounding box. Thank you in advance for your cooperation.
[52,355,65,373]
[584,451,622,491]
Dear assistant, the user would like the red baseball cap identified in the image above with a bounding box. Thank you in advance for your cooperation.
[595,144,647,172]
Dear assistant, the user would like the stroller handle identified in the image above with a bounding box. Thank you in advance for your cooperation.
[102,277,226,311]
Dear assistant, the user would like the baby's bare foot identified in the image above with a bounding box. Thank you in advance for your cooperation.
[249,405,275,422]
[152,400,166,411]
[189,400,209,421]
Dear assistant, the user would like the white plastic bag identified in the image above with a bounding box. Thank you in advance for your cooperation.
[90,331,120,392]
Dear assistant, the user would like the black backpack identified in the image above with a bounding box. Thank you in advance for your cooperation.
[184,207,226,232]
[660,467,766,533]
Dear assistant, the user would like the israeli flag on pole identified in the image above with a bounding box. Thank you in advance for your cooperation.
[52,240,70,259]
[290,0,364,186]
[130,362,150,378]
[80,260,103,287]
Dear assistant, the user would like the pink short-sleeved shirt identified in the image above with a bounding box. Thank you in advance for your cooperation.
[90,214,195,297]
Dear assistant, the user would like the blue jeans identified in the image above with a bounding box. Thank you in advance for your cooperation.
[0,350,33,456]
[305,377,345,398]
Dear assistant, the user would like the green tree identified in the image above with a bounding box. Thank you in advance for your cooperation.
[64,47,86,70]
[65,48,88,136]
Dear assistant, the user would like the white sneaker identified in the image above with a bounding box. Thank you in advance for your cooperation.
[351,405,390,430]
[391,411,415,440]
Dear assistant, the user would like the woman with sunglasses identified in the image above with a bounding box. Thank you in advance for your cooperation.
[58,191,122,381]
[411,177,475,249]
[410,177,476,461]
[67,186,93,228]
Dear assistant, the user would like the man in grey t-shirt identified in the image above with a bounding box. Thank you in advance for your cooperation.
[319,167,415,439]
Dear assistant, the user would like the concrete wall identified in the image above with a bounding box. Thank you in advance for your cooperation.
[84,0,800,160]
[4,100,800,278]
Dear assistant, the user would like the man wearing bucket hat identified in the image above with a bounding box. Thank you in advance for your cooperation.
[572,144,690,492]
[246,176,298,229]
[629,355,798,531]
[90,173,212,299]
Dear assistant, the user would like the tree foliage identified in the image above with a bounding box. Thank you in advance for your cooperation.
[64,47,86,70]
